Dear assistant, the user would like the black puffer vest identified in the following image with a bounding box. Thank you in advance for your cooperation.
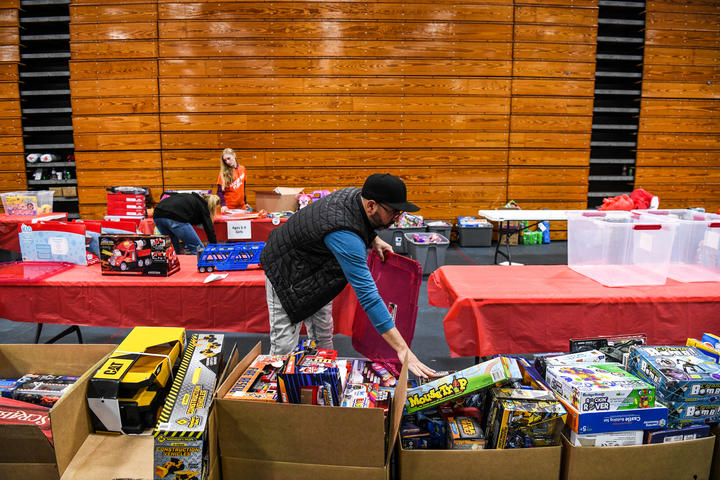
[260,187,376,323]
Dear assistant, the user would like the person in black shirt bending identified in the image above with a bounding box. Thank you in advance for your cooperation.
[153,193,220,254]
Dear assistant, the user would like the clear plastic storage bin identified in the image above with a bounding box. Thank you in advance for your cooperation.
[0,190,54,215]
[567,211,677,287]
[404,232,450,274]
[633,209,720,283]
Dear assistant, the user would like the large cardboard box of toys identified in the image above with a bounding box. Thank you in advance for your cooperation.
[397,358,563,480]
[254,187,302,213]
[0,343,115,480]
[99,234,180,276]
[215,342,408,480]
[61,328,232,480]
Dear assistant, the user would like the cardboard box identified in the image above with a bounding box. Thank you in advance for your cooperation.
[710,425,720,480]
[254,187,302,213]
[61,343,239,480]
[0,344,115,480]
[215,343,407,479]
[560,433,714,480]
[398,443,562,480]
[62,186,77,198]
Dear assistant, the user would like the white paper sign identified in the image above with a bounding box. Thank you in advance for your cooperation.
[227,220,252,240]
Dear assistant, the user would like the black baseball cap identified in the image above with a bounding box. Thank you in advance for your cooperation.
[362,173,420,212]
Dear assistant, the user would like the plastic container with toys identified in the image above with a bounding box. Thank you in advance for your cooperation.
[0,190,54,215]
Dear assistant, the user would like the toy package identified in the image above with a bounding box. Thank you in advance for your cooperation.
[12,374,78,407]
[405,357,520,414]
[19,221,88,265]
[87,327,185,434]
[485,388,566,449]
[154,333,223,480]
[569,334,646,364]
[277,340,342,406]
[560,397,668,435]
[645,423,711,444]
[100,235,180,276]
[662,399,720,427]
[545,364,655,412]
[0,396,52,442]
[687,338,720,363]
[225,354,287,402]
[569,429,643,447]
[702,333,720,351]
[627,345,720,403]
[341,383,379,409]
[446,416,486,450]
[544,350,606,367]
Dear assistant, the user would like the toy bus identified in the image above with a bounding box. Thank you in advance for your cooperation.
[196,242,264,272]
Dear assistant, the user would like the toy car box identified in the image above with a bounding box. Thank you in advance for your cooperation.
[153,333,223,480]
[627,345,720,402]
[100,234,180,276]
[545,364,655,412]
[87,327,185,434]
[405,356,520,414]
[485,388,566,449]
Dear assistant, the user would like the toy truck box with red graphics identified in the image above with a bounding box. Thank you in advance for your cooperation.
[100,235,180,276]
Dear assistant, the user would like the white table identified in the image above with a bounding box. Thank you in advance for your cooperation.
[477,209,583,264]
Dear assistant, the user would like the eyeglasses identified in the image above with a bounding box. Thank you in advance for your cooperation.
[378,203,403,220]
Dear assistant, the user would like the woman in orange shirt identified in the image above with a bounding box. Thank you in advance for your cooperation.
[217,147,250,212]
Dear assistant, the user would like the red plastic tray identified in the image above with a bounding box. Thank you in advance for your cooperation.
[0,261,74,284]
[351,250,422,368]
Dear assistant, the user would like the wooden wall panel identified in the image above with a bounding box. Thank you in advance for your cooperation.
[157,0,515,222]
[638,1,720,213]
[0,5,24,197]
[509,0,596,238]
[70,2,161,218]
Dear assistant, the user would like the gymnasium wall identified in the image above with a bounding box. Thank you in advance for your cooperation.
[0,1,24,194]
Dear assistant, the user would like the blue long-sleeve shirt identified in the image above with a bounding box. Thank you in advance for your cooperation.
[324,230,395,334]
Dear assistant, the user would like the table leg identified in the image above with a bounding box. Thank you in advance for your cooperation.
[34,323,84,344]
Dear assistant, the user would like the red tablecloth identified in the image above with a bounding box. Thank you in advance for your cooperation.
[0,213,68,252]
[0,255,358,335]
[428,265,720,357]
[139,216,287,243]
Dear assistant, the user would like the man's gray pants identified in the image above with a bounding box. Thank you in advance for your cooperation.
[265,277,334,355]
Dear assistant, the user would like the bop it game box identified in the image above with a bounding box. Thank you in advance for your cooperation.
[627,345,720,403]
[405,357,520,414]
[100,235,180,276]
[154,334,223,480]
[545,363,655,412]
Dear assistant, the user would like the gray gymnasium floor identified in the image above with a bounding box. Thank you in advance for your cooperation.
[0,242,567,372]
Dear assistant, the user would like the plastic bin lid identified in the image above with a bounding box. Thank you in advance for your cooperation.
[351,251,422,369]
[0,261,73,284]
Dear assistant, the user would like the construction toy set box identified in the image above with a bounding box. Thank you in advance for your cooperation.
[154,333,224,480]
[100,234,180,276]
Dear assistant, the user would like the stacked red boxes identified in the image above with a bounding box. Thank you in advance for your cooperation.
[107,192,146,217]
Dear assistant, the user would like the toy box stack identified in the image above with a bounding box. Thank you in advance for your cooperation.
[627,345,720,429]
[100,235,180,276]
[153,333,224,480]
[106,187,147,218]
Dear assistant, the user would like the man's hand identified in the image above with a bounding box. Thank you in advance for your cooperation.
[371,235,393,262]
[381,327,436,379]
[398,346,437,379]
